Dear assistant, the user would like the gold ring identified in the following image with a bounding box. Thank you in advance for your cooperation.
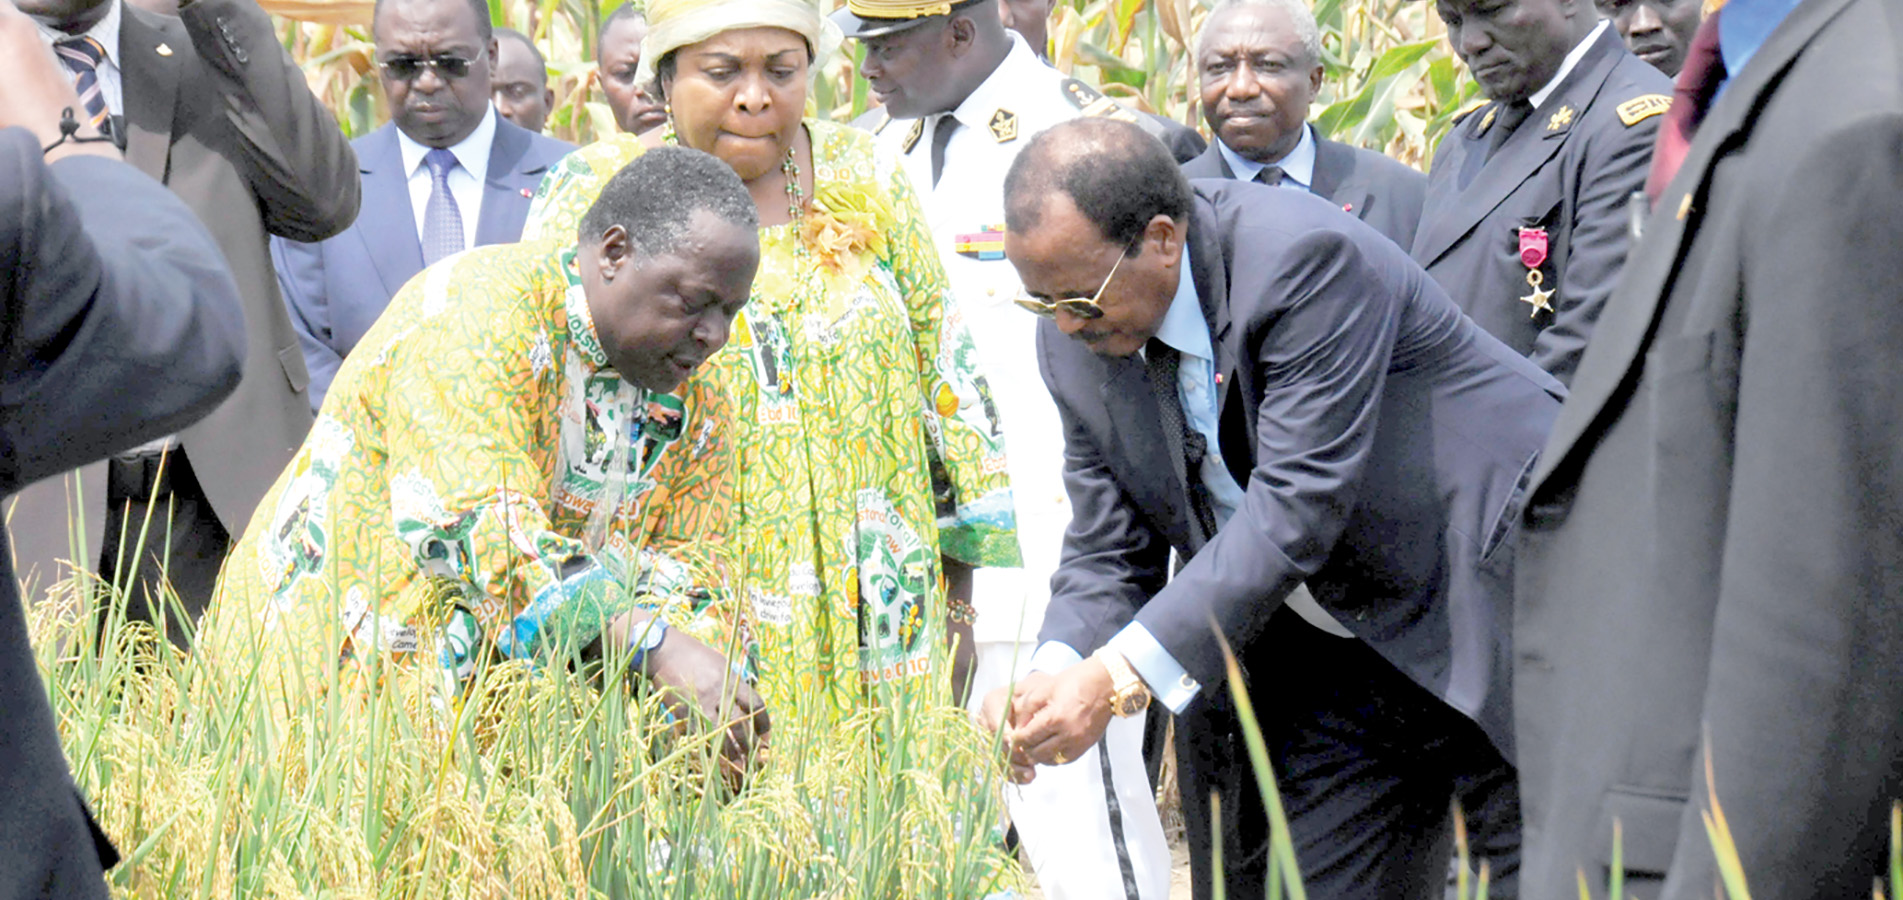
[1052,749,1067,765]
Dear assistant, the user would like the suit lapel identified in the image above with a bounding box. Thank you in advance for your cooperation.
[474,121,545,246]
[353,127,426,298]
[1182,143,1236,181]
[1101,358,1197,553]
[118,9,181,179]
[1414,29,1625,267]
[1310,136,1374,218]
[1528,0,1858,498]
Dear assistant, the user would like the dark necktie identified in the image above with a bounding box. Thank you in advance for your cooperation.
[421,148,466,265]
[1486,100,1533,158]
[54,36,112,136]
[1146,340,1219,544]
[1645,12,1726,202]
[1254,165,1285,187]
[929,113,960,187]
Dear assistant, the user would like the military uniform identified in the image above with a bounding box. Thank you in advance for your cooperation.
[838,9,1174,897]
[1412,23,1671,385]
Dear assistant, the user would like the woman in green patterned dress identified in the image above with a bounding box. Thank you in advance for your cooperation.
[524,0,1018,725]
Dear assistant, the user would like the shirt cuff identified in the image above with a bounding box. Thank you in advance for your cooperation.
[1106,622,1201,714]
[1027,640,1083,674]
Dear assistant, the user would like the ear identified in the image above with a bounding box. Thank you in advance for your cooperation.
[1142,213,1184,266]
[948,14,977,52]
[1307,63,1324,96]
[598,224,633,279]
[487,37,500,68]
[543,87,556,107]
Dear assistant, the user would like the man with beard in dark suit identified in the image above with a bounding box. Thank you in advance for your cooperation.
[8,0,359,643]
[981,118,1565,900]
[0,7,247,892]
[1414,0,1670,385]
[1183,0,1426,248]
[1514,0,1903,896]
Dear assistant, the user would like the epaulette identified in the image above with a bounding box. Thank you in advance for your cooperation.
[1451,97,1492,124]
[1061,78,1141,124]
[1616,94,1672,127]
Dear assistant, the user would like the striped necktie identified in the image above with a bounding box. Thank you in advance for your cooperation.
[54,36,112,136]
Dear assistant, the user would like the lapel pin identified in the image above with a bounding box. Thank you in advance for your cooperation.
[1215,373,1224,385]
[1342,202,1354,213]
[520,187,534,198]
[1676,193,1693,220]
[156,42,173,56]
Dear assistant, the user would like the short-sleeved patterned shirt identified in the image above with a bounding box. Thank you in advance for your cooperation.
[201,241,739,722]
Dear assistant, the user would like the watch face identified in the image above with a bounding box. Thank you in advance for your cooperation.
[1116,695,1144,717]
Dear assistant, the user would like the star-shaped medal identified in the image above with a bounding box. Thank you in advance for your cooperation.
[1521,282,1556,316]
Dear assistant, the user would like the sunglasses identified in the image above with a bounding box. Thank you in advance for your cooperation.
[379,55,475,81]
[1014,244,1129,321]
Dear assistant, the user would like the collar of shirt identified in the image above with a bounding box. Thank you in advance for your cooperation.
[558,246,610,369]
[1150,244,1213,364]
[1214,123,1317,191]
[945,31,1042,135]
[1529,19,1610,110]
[1718,0,1804,81]
[397,103,498,188]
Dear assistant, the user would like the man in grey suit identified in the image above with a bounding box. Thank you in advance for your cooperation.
[1515,0,1903,896]
[1181,0,1426,249]
[274,0,572,411]
[1414,0,1669,385]
[8,0,360,641]
[980,119,1564,900]
[0,8,247,892]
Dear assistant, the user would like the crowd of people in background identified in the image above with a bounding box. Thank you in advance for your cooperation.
[2,0,1899,897]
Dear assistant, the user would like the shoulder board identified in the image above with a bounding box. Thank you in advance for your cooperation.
[1616,94,1672,127]
[1452,97,1492,124]
[1060,78,1140,124]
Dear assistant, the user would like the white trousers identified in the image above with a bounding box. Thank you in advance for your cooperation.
[968,641,1173,900]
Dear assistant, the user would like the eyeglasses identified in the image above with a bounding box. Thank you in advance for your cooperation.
[379,55,475,81]
[1014,244,1129,321]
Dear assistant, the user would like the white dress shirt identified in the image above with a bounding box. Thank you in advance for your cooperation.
[36,0,124,115]
[1530,20,1612,109]
[1214,121,1318,192]
[396,104,497,251]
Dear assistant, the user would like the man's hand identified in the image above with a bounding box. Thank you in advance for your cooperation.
[1005,657,1114,779]
[626,616,771,792]
[0,0,117,162]
[976,670,1055,783]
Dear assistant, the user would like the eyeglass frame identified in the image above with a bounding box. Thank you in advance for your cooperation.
[378,54,477,82]
[1013,240,1133,321]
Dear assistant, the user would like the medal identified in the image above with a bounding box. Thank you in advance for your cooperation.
[955,225,1006,260]
[1518,227,1555,317]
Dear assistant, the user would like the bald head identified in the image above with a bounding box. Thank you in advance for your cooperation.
[1004,118,1192,246]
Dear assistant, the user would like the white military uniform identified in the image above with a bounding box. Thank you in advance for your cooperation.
[870,33,1171,900]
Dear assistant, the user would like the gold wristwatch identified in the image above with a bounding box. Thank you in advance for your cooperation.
[1093,647,1152,717]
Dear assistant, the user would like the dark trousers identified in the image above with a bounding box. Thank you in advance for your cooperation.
[96,448,230,648]
[1177,607,1521,900]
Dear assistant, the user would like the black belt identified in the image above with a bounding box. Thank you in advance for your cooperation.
[107,448,181,502]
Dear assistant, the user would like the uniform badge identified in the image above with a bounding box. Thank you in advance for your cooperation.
[1546,105,1575,131]
[901,118,924,154]
[955,225,1006,260]
[988,109,1019,143]
[1517,227,1555,316]
[156,42,174,56]
[1617,94,1672,127]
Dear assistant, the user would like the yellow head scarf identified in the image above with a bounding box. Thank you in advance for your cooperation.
[635,0,843,87]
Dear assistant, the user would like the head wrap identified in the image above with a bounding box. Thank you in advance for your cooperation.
[635,0,843,88]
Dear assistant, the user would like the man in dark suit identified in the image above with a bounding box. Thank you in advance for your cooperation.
[1414,0,1670,385]
[1182,0,1427,248]
[8,0,360,641]
[0,10,247,892]
[980,118,1565,900]
[274,0,572,412]
[1515,0,1903,897]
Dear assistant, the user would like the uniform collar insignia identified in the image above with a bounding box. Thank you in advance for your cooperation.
[1547,105,1576,131]
[988,108,1018,143]
[901,118,924,154]
[1475,105,1499,137]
